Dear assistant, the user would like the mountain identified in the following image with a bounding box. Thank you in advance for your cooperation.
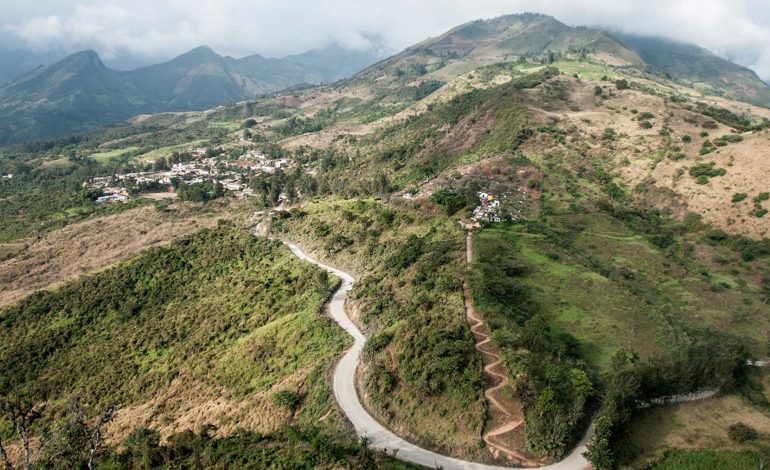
[613,33,770,107]
[0,48,65,85]
[0,45,380,145]
[355,13,642,81]
[352,13,770,110]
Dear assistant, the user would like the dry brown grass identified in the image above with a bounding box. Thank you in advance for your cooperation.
[0,202,243,308]
[108,365,343,446]
[627,373,770,466]
[515,76,770,238]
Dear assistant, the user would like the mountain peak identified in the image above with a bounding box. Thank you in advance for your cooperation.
[62,49,104,67]
[182,45,220,59]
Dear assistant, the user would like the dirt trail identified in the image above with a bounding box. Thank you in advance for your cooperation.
[464,231,537,466]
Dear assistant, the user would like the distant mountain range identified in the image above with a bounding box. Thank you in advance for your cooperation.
[0,44,380,145]
[3,13,770,146]
[355,13,770,108]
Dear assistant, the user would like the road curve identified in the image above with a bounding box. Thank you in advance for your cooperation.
[282,240,594,470]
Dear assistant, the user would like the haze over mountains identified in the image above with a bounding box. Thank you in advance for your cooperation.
[1,13,770,146]
[0,44,380,145]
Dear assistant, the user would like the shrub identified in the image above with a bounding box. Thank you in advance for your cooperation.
[753,207,768,218]
[242,118,257,128]
[732,193,748,203]
[272,390,301,411]
[728,422,758,443]
[431,189,466,215]
[639,121,653,129]
[615,79,630,90]
[700,131,710,137]
[681,135,692,143]
[696,175,709,185]
[752,192,769,203]
[689,162,725,178]
[637,112,655,120]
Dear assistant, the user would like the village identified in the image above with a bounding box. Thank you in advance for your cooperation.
[85,146,294,203]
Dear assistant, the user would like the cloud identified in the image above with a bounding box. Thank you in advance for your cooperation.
[3,0,770,79]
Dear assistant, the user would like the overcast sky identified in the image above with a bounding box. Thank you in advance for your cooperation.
[3,0,770,79]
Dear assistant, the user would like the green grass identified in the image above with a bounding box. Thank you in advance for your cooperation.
[208,121,241,131]
[551,60,618,80]
[89,146,140,163]
[135,140,207,162]
[649,450,764,469]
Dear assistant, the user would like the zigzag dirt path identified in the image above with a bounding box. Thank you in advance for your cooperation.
[464,230,536,466]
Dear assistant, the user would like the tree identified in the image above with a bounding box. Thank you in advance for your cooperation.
[67,399,117,470]
[0,393,47,470]
[431,190,465,215]
[153,157,169,172]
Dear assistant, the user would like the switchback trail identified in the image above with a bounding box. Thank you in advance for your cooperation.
[280,239,595,469]
[463,231,533,465]
[278,234,720,469]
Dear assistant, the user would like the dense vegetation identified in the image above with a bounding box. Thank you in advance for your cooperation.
[269,198,487,460]
[0,224,352,467]
[77,426,416,469]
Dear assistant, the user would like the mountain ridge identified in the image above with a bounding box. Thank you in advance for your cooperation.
[0,44,381,145]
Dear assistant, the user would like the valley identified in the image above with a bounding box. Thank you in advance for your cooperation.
[2,10,770,470]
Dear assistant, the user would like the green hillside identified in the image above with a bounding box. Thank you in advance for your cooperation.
[3,10,770,470]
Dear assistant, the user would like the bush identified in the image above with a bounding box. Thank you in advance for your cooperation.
[615,79,630,90]
[431,189,466,215]
[732,193,748,203]
[639,121,653,129]
[681,135,692,143]
[728,422,758,443]
[752,192,769,203]
[689,162,726,178]
[272,390,301,411]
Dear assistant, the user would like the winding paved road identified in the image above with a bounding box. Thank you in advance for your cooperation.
[280,236,728,469]
[282,240,594,469]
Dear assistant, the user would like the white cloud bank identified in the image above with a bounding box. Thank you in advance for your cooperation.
[3,0,770,79]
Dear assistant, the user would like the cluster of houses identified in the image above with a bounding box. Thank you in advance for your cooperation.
[225,149,291,174]
[472,192,503,222]
[84,146,292,202]
[471,188,529,223]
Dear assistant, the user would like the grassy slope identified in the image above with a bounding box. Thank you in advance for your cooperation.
[269,198,489,461]
[0,225,349,441]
